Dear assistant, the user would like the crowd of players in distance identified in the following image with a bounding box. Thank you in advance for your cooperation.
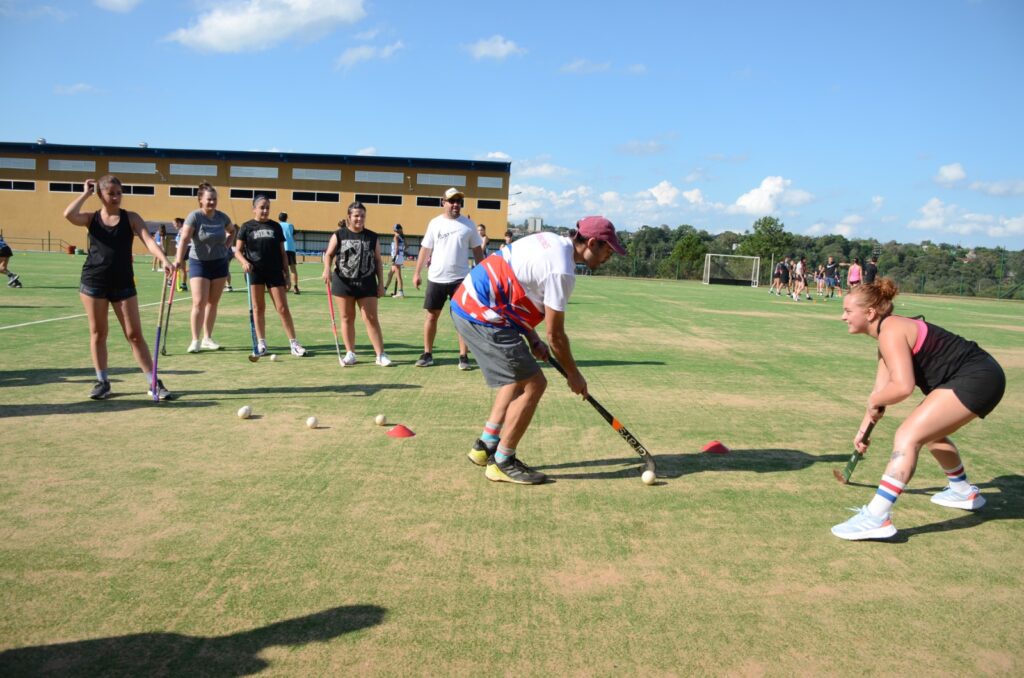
[48,174,1008,537]
[769,254,878,301]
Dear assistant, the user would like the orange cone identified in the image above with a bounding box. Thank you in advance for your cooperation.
[701,440,729,454]
[386,424,415,438]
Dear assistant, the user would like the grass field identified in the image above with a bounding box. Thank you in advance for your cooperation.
[1,251,1022,677]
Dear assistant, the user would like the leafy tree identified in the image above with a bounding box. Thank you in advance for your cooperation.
[739,216,792,259]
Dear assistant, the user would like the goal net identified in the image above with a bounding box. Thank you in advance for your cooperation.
[702,254,761,287]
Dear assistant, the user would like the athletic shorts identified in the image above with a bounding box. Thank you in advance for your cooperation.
[0,246,13,258]
[451,311,541,388]
[940,355,1006,419]
[188,256,229,280]
[423,280,462,311]
[286,251,297,266]
[392,254,405,267]
[779,274,790,284]
[826,276,838,287]
[249,267,286,288]
[331,272,378,299]
[79,283,137,302]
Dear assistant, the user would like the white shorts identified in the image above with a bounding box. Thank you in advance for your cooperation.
[392,254,405,267]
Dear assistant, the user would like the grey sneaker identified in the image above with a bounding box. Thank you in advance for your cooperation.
[458,355,471,371]
[147,378,172,401]
[931,485,986,510]
[831,506,897,540]
[485,456,548,485]
[89,379,112,400]
[415,352,433,367]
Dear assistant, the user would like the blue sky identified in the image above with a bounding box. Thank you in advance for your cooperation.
[1,0,1022,248]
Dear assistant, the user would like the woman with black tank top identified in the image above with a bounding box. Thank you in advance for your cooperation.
[831,278,1005,540]
[321,202,390,367]
[63,176,174,401]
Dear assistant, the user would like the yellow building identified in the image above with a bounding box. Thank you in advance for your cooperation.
[0,141,511,253]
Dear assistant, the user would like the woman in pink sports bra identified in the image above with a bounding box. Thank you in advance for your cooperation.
[830,278,1005,541]
[847,257,863,288]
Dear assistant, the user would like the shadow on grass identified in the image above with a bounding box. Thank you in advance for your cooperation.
[186,383,421,399]
[538,448,843,480]
[0,398,218,419]
[0,367,203,389]
[0,604,385,677]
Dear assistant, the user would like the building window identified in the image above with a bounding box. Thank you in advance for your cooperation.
[122,185,155,195]
[354,170,404,184]
[477,199,501,210]
[49,182,85,192]
[170,163,217,177]
[355,194,402,205]
[293,168,341,181]
[417,197,442,207]
[478,176,503,189]
[0,179,35,191]
[293,191,340,203]
[0,157,36,170]
[49,159,96,172]
[230,188,278,200]
[230,166,279,179]
[417,173,465,186]
[170,186,199,197]
[109,161,157,175]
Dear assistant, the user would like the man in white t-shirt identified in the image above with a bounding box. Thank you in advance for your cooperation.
[413,187,485,369]
[451,216,626,484]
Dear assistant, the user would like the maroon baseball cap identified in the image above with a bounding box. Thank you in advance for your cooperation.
[576,216,626,255]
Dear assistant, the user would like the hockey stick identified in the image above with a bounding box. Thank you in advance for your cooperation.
[325,280,344,366]
[151,270,171,401]
[159,272,176,356]
[547,356,656,474]
[245,272,260,363]
[833,420,876,485]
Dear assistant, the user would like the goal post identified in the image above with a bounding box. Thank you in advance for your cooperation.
[702,253,761,287]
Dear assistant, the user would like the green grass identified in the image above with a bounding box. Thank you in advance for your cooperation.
[1,252,1022,676]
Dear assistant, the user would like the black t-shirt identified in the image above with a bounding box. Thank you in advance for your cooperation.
[825,262,839,278]
[333,227,379,280]
[237,219,285,271]
[863,261,878,284]
[81,209,135,289]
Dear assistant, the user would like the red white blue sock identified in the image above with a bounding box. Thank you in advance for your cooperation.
[867,474,906,517]
[494,443,515,464]
[481,421,502,448]
[942,463,972,494]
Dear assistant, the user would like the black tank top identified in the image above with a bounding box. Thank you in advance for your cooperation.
[879,315,991,394]
[81,210,135,289]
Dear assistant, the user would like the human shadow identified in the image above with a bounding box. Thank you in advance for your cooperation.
[0,398,217,419]
[537,448,841,480]
[0,603,385,677]
[0,367,203,389]
[185,383,421,399]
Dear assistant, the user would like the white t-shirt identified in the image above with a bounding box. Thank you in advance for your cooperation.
[505,232,576,313]
[421,214,482,283]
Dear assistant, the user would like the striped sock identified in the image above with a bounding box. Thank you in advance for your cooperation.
[867,474,906,517]
[942,463,972,494]
[481,421,502,448]
[494,444,515,464]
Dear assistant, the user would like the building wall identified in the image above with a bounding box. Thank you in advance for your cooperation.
[0,142,510,253]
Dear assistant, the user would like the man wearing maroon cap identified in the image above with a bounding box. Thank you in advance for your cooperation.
[451,216,626,484]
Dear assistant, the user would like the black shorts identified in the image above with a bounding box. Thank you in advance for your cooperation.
[0,246,12,258]
[942,355,1006,419]
[249,267,286,288]
[423,280,462,311]
[331,272,378,299]
[80,283,137,302]
[286,251,297,266]
[189,257,229,280]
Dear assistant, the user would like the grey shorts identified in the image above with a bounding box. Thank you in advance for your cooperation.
[451,311,540,388]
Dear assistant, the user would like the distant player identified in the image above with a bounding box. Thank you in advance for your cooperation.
[0,233,22,288]
[279,212,300,294]
[830,278,1005,540]
[384,224,406,298]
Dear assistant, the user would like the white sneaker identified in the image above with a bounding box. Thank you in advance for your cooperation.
[290,342,307,357]
[342,351,357,366]
[187,339,201,353]
[201,337,221,350]
[931,485,986,510]
[831,506,897,541]
[375,352,393,367]
[256,341,267,356]
[394,290,405,298]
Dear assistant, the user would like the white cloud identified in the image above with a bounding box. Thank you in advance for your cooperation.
[726,176,813,215]
[968,179,1024,197]
[871,195,885,210]
[94,0,139,11]
[683,168,707,183]
[906,197,1004,236]
[561,59,611,74]
[465,35,524,60]
[648,180,679,206]
[54,83,100,95]
[483,151,511,161]
[0,3,70,19]
[335,40,403,70]
[515,161,571,178]
[354,27,379,40]
[935,162,966,185]
[805,217,857,237]
[356,146,377,156]
[167,0,366,53]
[987,215,1024,237]
[616,139,666,156]
[626,64,647,75]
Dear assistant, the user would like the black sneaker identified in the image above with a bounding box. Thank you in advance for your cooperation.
[89,380,111,400]
[415,352,433,367]
[147,379,172,401]
[7,275,19,287]
[485,456,547,485]
[294,288,301,295]
[467,439,494,467]
[458,355,471,371]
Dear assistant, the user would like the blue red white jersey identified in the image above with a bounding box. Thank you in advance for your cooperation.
[451,232,576,333]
